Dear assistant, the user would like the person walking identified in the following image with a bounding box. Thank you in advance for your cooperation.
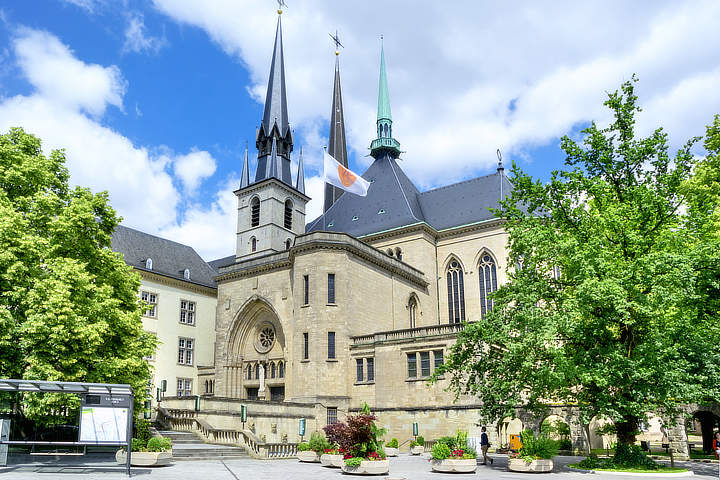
[713,431,720,460]
[480,426,493,465]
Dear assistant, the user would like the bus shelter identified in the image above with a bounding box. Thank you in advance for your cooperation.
[0,379,134,476]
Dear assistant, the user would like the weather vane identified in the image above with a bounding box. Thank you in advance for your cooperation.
[496,148,503,166]
[277,0,287,14]
[329,30,344,56]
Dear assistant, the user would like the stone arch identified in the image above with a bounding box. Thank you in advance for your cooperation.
[442,253,467,273]
[588,416,615,450]
[540,414,572,450]
[226,295,286,366]
[407,293,420,328]
[497,417,523,449]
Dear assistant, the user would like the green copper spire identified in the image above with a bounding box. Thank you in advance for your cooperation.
[377,42,392,122]
[370,37,401,159]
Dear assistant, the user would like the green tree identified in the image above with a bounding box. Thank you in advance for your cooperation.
[0,127,155,422]
[434,78,720,448]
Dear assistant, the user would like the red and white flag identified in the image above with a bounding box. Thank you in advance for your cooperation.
[323,151,370,196]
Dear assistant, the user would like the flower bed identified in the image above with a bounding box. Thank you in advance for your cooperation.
[320,447,345,467]
[115,449,172,467]
[509,458,553,473]
[410,436,425,455]
[507,429,558,473]
[429,431,477,472]
[431,458,477,473]
[297,450,320,462]
[341,459,390,475]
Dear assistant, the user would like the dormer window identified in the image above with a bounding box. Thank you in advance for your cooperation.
[378,209,386,215]
[352,216,358,221]
[183,269,190,280]
[327,221,334,227]
[145,258,153,270]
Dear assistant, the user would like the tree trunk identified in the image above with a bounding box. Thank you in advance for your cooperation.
[615,416,639,446]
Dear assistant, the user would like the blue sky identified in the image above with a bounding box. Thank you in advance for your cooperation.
[1,1,718,260]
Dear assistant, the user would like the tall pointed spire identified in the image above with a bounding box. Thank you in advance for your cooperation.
[240,142,250,189]
[370,37,401,160]
[254,11,293,185]
[323,46,349,212]
[296,147,305,194]
[268,137,279,179]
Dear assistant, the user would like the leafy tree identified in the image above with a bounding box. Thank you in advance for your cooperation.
[434,78,720,448]
[0,127,155,422]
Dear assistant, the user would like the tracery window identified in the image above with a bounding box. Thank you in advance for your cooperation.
[408,296,417,329]
[446,260,466,323]
[270,362,276,379]
[278,362,284,378]
[478,253,498,317]
[251,197,260,227]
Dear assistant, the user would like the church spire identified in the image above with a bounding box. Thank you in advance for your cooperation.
[296,147,305,194]
[370,37,401,160]
[323,35,349,213]
[240,142,249,189]
[254,11,293,185]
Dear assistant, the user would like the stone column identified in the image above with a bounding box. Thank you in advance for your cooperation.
[666,413,689,460]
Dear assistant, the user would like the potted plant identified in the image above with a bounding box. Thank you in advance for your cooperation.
[320,446,345,468]
[116,421,172,467]
[297,431,329,462]
[323,402,390,475]
[385,438,399,457]
[508,429,557,473]
[410,435,425,455]
[429,430,477,473]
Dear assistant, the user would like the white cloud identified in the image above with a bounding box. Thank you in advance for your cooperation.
[173,149,217,195]
[13,28,126,117]
[152,0,720,190]
[122,12,167,55]
[59,0,103,13]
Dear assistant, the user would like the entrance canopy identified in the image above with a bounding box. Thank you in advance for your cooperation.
[0,379,133,396]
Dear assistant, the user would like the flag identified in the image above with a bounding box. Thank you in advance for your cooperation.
[323,151,370,196]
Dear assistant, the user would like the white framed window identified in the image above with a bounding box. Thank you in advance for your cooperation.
[180,300,196,325]
[141,291,158,318]
[177,378,192,397]
[143,333,157,361]
[178,337,194,365]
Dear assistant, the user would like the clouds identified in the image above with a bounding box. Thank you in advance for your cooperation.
[173,149,217,195]
[122,12,167,55]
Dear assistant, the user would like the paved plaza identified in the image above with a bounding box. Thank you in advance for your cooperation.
[0,454,718,480]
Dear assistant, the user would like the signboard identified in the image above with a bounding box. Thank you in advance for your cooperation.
[412,422,418,437]
[299,418,306,436]
[241,404,247,422]
[0,419,10,466]
[78,394,130,444]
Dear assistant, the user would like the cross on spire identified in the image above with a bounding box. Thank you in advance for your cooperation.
[329,30,343,55]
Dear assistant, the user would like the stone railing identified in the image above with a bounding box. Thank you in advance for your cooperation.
[156,406,297,459]
[351,322,468,346]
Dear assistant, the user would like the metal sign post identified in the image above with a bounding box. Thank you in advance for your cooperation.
[412,422,418,437]
[299,418,306,441]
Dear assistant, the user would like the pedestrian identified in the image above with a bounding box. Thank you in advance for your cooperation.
[714,431,720,460]
[480,426,493,465]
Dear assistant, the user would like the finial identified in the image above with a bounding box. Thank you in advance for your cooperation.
[329,30,343,56]
[277,0,287,14]
[497,149,505,172]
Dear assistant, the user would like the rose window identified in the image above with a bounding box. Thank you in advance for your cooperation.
[255,324,276,353]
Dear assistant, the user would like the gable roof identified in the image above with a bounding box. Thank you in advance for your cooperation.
[208,254,236,272]
[111,225,217,289]
[307,155,511,237]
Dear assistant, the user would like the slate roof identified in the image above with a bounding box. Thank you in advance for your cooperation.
[208,255,236,272]
[111,225,218,288]
[306,154,512,237]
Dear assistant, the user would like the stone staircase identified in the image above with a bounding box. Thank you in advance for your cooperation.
[157,430,249,460]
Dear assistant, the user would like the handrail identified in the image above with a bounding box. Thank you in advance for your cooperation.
[351,322,468,346]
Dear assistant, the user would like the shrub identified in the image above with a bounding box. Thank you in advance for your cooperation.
[308,431,331,454]
[431,442,451,460]
[135,419,152,447]
[416,435,425,445]
[131,438,145,452]
[436,436,456,448]
[576,444,659,471]
[147,437,172,452]
[518,429,558,461]
[386,438,398,448]
[297,442,311,451]
[323,402,385,460]
[558,438,572,450]
[345,457,363,467]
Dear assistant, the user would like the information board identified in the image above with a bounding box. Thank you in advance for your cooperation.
[79,406,127,443]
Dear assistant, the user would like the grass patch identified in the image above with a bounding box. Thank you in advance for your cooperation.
[569,463,688,473]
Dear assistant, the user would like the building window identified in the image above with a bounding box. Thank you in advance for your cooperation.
[145,258,153,270]
[284,199,293,229]
[183,268,190,280]
[246,387,259,400]
[408,296,417,329]
[303,332,309,360]
[367,357,374,382]
[478,253,498,317]
[177,378,192,397]
[434,350,444,370]
[251,237,257,252]
[327,273,335,304]
[246,364,252,380]
[180,300,196,325]
[141,291,157,318]
[254,363,259,379]
[553,265,561,280]
[270,362,276,379]
[278,362,284,378]
[303,275,309,305]
[407,353,417,378]
[251,197,260,227]
[327,331,335,359]
[327,407,338,425]
[446,260,466,324]
[356,358,364,382]
[178,338,194,365]
[420,351,431,377]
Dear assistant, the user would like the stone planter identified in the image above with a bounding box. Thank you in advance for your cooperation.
[115,449,172,467]
[431,458,478,473]
[385,447,399,457]
[320,453,344,467]
[508,458,554,473]
[297,450,320,462]
[410,445,424,455]
[341,459,390,475]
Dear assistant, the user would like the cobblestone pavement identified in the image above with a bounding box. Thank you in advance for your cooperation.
[0,454,717,479]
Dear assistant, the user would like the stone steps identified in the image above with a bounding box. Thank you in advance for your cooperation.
[157,430,249,460]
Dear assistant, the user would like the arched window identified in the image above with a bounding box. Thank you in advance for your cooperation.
[251,197,260,227]
[254,363,259,380]
[278,362,284,378]
[205,380,208,393]
[246,364,252,380]
[145,258,153,270]
[446,260,466,324]
[408,296,417,329]
[183,268,190,280]
[284,199,293,230]
[395,248,403,261]
[387,249,394,257]
[478,252,498,317]
[271,362,276,379]
[251,237,257,252]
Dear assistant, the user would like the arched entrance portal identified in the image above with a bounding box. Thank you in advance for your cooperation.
[224,297,286,401]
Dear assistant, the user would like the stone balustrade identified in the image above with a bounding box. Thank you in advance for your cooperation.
[351,322,468,346]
